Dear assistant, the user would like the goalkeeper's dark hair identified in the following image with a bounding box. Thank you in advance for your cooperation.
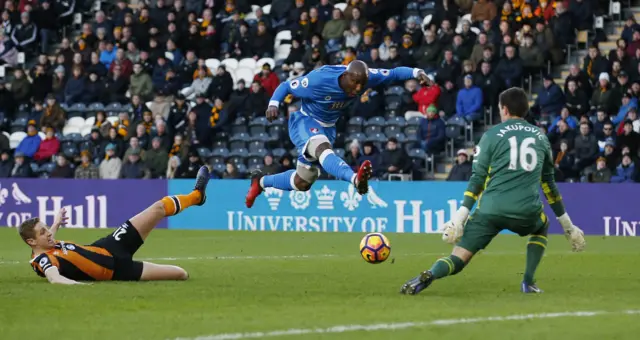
[499,87,529,118]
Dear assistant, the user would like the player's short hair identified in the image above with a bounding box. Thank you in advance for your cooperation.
[499,88,529,117]
[18,217,40,244]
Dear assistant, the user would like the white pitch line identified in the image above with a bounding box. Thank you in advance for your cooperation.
[0,251,579,266]
[175,310,640,340]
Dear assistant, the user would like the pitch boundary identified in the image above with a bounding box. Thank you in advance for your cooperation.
[175,310,640,340]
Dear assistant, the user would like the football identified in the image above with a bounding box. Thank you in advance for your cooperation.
[359,233,391,264]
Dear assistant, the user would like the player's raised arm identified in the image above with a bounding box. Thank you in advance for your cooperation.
[48,208,68,238]
[540,137,586,252]
[366,67,429,88]
[266,77,315,121]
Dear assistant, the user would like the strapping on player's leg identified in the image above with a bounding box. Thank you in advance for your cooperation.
[161,192,202,216]
[430,255,466,279]
[261,170,297,190]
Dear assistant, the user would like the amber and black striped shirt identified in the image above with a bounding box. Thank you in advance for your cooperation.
[30,241,115,281]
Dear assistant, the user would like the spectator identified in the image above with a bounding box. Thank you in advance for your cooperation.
[164,154,181,179]
[613,93,638,126]
[593,109,611,139]
[519,35,544,73]
[178,50,198,86]
[207,66,234,102]
[470,34,493,69]
[168,134,189,163]
[565,63,592,97]
[0,131,8,151]
[412,74,440,115]
[548,119,576,152]
[535,75,565,118]
[564,79,589,117]
[30,64,52,103]
[104,126,125,158]
[495,45,523,88]
[165,39,183,67]
[189,66,212,98]
[121,149,150,179]
[471,0,497,23]
[601,141,619,171]
[123,136,145,162]
[322,8,346,51]
[415,31,441,72]
[627,30,640,58]
[574,122,599,172]
[129,63,153,100]
[176,149,203,178]
[283,38,306,72]
[151,56,170,89]
[583,46,609,86]
[450,35,471,63]
[437,80,458,117]
[223,162,242,179]
[436,49,461,85]
[554,139,577,181]
[474,61,501,108]
[253,63,280,97]
[598,122,617,151]
[15,123,41,158]
[144,137,169,178]
[591,73,616,115]
[358,141,380,176]
[618,107,640,134]
[380,137,410,179]
[343,139,361,171]
[49,153,73,178]
[74,150,99,179]
[63,67,86,105]
[549,1,575,49]
[611,154,636,183]
[252,21,274,58]
[0,150,13,178]
[99,143,122,179]
[11,151,34,177]
[243,81,269,120]
[454,75,483,122]
[11,12,37,56]
[162,68,182,97]
[105,64,129,104]
[258,153,278,175]
[33,126,60,163]
[100,41,117,69]
[344,22,362,50]
[167,94,188,134]
[154,120,172,151]
[11,68,31,105]
[617,120,640,156]
[592,156,612,183]
[447,149,472,181]
[278,154,294,172]
[549,107,579,133]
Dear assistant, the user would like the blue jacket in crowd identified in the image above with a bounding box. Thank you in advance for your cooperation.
[16,134,41,158]
[612,97,638,126]
[536,83,565,116]
[64,76,86,105]
[455,86,483,117]
[100,47,117,69]
[611,162,636,183]
[549,115,579,133]
[152,63,170,89]
[418,115,445,152]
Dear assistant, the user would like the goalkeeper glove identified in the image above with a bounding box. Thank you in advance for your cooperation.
[557,213,586,252]
[441,206,470,244]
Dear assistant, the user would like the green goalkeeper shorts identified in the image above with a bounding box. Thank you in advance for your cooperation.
[456,211,550,254]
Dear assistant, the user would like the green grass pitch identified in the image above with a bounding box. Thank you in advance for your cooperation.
[1,228,639,340]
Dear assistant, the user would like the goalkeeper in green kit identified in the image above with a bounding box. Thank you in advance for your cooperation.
[400,88,586,295]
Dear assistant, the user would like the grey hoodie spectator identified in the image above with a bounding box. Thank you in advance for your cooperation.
[11,152,34,178]
[144,137,169,178]
[573,122,599,172]
[447,149,473,181]
[121,149,150,179]
[99,144,122,179]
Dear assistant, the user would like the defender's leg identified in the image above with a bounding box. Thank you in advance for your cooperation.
[132,166,210,240]
[401,213,499,295]
[522,213,550,293]
[140,262,189,281]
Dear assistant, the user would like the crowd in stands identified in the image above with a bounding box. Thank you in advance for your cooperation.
[0,0,638,183]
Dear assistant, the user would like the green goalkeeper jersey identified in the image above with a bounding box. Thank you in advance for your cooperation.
[462,118,565,219]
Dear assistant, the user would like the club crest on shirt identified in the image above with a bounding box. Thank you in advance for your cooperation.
[370,69,379,74]
[381,69,390,76]
[301,78,309,87]
[310,128,319,133]
[290,79,300,89]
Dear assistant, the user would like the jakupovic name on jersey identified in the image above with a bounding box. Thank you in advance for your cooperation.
[495,123,546,140]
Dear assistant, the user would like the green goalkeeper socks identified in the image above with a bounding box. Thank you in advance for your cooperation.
[523,235,548,284]
[429,255,466,279]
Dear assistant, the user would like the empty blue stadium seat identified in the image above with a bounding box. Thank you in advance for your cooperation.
[229,147,249,157]
[385,85,406,96]
[11,117,28,128]
[63,146,79,158]
[251,132,270,142]
[105,102,122,113]
[345,132,366,144]
[70,103,87,112]
[248,141,265,152]
[88,102,105,112]
[232,117,249,134]
[366,132,387,143]
[197,147,212,159]
[213,163,226,174]
[247,163,264,173]
[235,163,248,174]
[334,148,346,158]
[268,124,284,138]
[271,148,286,158]
[364,125,382,136]
[41,162,56,174]
[215,131,229,141]
[386,116,406,127]
[249,117,268,135]
[366,116,385,126]
[213,140,228,149]
[447,116,466,127]
[383,125,401,136]
[211,147,230,158]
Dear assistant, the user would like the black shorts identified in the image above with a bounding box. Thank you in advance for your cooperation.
[91,220,145,281]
